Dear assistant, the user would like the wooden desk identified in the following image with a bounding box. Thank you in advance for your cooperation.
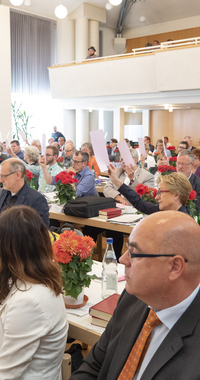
[67,262,125,346]
[49,211,134,235]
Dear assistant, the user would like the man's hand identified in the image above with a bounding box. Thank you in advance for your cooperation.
[6,146,16,158]
[107,163,123,189]
[126,164,137,181]
[39,155,47,168]
[115,195,129,205]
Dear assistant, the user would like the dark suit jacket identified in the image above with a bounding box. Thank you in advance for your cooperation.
[189,173,200,214]
[107,147,120,162]
[0,183,49,227]
[149,144,154,153]
[70,289,200,380]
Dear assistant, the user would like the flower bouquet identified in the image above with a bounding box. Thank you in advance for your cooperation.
[53,230,96,299]
[153,151,161,163]
[186,190,197,219]
[157,165,176,175]
[54,171,78,204]
[56,156,64,168]
[135,183,158,206]
[167,146,176,157]
[25,170,34,188]
[169,156,177,168]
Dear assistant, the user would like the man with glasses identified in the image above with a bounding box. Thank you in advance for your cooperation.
[41,151,97,197]
[177,140,189,153]
[70,211,200,380]
[177,149,200,213]
[63,143,75,169]
[0,159,49,226]
[7,145,62,193]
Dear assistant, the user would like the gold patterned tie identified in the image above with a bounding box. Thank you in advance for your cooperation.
[118,309,161,380]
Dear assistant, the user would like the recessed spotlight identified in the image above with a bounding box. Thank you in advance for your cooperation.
[164,104,169,109]
[10,0,23,5]
[89,109,93,113]
[55,5,68,19]
[109,0,122,6]
[132,108,136,113]
[169,106,173,112]
[140,15,146,22]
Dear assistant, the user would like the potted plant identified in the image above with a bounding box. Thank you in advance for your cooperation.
[52,230,96,305]
[54,171,78,205]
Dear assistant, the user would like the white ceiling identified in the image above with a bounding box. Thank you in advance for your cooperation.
[2,0,200,30]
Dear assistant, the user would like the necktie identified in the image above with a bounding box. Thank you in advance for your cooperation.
[118,309,161,380]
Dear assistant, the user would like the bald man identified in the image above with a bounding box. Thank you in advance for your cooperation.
[70,211,200,380]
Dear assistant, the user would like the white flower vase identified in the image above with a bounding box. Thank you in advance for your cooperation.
[64,288,84,308]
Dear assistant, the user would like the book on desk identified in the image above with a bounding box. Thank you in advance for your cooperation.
[99,208,122,220]
[89,293,120,327]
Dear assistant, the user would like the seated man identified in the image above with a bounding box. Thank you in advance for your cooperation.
[0,159,49,227]
[40,151,97,197]
[103,149,154,205]
[8,145,62,193]
[63,143,75,169]
[177,140,189,153]
[154,139,171,157]
[107,139,120,162]
[10,140,24,160]
[70,211,200,380]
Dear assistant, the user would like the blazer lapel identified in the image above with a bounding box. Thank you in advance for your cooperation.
[141,290,200,380]
[15,183,28,205]
[0,190,8,210]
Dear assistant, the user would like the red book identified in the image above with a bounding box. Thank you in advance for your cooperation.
[89,293,120,322]
[91,316,108,328]
[99,208,120,215]
[99,208,122,217]
[99,211,122,220]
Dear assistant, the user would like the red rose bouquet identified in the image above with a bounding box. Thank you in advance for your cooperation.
[135,183,158,205]
[25,170,34,188]
[54,170,78,204]
[53,230,96,299]
[56,156,64,168]
[169,156,177,168]
[157,165,176,175]
[167,146,176,157]
[186,190,197,219]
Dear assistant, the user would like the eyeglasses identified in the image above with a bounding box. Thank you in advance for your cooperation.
[45,154,54,157]
[156,189,170,197]
[126,243,188,262]
[72,159,84,164]
[176,162,191,166]
[65,149,72,153]
[0,172,17,179]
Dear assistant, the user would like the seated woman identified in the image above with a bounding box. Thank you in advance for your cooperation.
[0,206,68,379]
[192,148,200,178]
[149,153,169,175]
[81,142,100,176]
[108,163,192,215]
[24,145,40,189]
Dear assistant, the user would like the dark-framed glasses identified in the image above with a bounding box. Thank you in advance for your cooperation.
[126,243,188,262]
[72,159,84,164]
[0,172,17,179]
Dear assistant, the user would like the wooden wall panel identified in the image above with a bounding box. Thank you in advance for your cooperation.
[150,109,200,149]
[126,27,200,52]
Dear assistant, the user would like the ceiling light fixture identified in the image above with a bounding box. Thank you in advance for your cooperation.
[164,104,169,109]
[169,106,173,112]
[55,4,68,19]
[109,0,122,6]
[10,0,23,5]
[89,109,93,113]
[106,2,113,10]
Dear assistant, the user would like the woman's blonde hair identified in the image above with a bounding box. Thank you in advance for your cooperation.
[157,172,192,205]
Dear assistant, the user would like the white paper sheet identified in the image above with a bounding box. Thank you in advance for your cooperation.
[138,137,146,157]
[162,137,168,156]
[108,214,143,224]
[90,129,110,172]
[5,131,10,141]
[117,140,135,166]
[19,130,26,142]
[41,133,46,156]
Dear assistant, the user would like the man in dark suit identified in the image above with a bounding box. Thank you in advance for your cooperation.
[0,158,49,227]
[177,149,200,213]
[107,138,120,162]
[184,135,196,151]
[144,136,154,152]
[69,211,200,380]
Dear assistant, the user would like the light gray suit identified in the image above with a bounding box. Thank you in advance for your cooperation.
[103,166,154,202]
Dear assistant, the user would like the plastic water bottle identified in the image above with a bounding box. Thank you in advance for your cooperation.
[101,238,118,299]
[91,165,95,177]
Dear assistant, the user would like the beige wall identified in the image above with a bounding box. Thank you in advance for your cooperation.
[150,109,200,149]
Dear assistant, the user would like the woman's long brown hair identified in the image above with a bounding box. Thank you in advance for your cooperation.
[0,205,63,302]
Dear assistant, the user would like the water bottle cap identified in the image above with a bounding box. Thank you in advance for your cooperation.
[107,238,113,244]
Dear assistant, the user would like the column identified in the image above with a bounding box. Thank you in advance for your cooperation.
[89,110,99,134]
[63,109,76,144]
[0,6,12,140]
[89,20,99,55]
[57,18,75,64]
[75,18,89,61]
[76,109,89,149]
[142,110,150,136]
[113,108,124,142]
